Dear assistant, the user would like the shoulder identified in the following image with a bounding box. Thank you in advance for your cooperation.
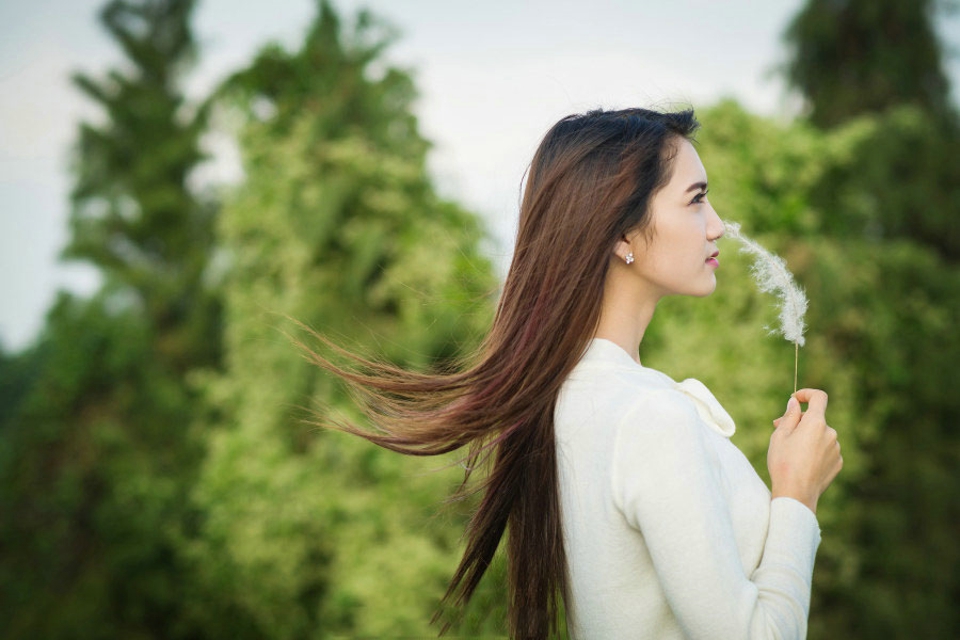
[608,380,732,485]
[557,358,675,439]
[615,387,711,454]
[560,340,674,406]
[558,338,734,444]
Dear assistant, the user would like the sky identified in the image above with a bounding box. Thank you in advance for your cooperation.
[2,0,959,350]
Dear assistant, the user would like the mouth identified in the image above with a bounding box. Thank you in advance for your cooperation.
[706,250,720,268]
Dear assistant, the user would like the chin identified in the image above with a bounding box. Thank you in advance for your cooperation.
[691,279,718,298]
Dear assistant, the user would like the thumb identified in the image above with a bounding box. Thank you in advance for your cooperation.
[776,396,801,430]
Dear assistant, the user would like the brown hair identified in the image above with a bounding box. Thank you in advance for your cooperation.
[304,107,700,637]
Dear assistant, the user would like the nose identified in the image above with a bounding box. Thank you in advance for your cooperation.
[706,203,724,241]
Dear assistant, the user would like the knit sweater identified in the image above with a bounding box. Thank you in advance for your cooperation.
[555,338,821,639]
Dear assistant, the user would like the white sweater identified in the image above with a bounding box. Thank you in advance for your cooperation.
[555,338,821,639]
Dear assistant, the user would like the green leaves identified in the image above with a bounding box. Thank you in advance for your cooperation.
[186,1,498,635]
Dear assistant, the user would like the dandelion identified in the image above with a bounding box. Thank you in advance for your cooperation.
[723,221,808,392]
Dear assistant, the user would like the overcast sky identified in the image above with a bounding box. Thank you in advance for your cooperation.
[2,0,959,350]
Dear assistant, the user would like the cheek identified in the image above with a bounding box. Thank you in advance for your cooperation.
[653,225,692,258]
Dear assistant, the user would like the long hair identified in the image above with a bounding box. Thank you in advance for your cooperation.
[303,107,700,638]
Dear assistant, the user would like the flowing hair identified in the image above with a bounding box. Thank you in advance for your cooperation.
[302,107,700,638]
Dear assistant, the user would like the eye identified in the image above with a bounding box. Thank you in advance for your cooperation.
[690,189,709,205]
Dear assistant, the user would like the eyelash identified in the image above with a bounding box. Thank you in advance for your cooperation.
[691,189,709,205]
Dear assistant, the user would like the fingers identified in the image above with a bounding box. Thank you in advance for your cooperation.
[824,426,840,459]
[820,425,843,486]
[775,388,828,431]
[825,432,844,487]
[793,388,828,414]
[767,387,843,508]
[774,395,802,431]
[826,426,842,459]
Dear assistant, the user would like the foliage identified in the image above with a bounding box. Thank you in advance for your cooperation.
[0,293,209,638]
[68,0,220,372]
[0,0,222,636]
[2,0,959,638]
[810,106,960,261]
[783,0,955,127]
[185,1,499,636]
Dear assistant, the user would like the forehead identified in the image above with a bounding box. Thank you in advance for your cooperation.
[665,138,707,187]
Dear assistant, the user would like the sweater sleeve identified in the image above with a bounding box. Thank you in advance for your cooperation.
[611,389,821,640]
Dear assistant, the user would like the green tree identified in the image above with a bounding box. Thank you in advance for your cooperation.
[0,0,224,636]
[783,0,955,128]
[784,0,960,262]
[68,0,220,371]
[811,106,960,260]
[0,294,210,637]
[185,1,500,636]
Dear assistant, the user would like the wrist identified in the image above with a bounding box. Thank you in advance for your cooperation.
[771,486,818,515]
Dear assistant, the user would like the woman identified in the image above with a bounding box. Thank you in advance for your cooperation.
[309,107,842,639]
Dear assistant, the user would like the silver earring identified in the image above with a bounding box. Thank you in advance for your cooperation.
[624,252,634,265]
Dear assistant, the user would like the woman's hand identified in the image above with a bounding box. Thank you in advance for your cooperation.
[767,388,843,514]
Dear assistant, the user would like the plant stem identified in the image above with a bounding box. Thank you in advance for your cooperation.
[794,341,799,394]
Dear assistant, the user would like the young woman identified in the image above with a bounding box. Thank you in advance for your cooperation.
[310,108,842,639]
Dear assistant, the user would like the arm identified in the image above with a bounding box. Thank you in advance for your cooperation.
[612,390,820,640]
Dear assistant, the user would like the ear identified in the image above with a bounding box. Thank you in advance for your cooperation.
[613,234,633,263]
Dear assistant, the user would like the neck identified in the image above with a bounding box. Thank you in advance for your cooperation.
[593,268,660,364]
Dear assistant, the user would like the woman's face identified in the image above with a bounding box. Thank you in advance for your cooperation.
[628,138,724,299]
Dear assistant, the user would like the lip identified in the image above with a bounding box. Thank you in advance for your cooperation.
[706,250,720,268]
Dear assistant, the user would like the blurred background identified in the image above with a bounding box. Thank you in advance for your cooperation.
[1,0,958,637]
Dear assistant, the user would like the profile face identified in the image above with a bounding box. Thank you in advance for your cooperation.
[628,138,724,299]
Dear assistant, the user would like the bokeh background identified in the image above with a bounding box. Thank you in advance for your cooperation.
[1,0,958,637]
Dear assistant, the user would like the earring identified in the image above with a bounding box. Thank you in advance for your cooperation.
[624,252,634,265]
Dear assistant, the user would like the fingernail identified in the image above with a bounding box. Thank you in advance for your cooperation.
[786,397,798,413]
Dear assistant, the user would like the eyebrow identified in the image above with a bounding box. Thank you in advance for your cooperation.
[685,181,708,193]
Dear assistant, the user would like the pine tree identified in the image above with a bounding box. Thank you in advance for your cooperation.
[783,0,954,128]
[0,1,225,636]
[68,0,220,371]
